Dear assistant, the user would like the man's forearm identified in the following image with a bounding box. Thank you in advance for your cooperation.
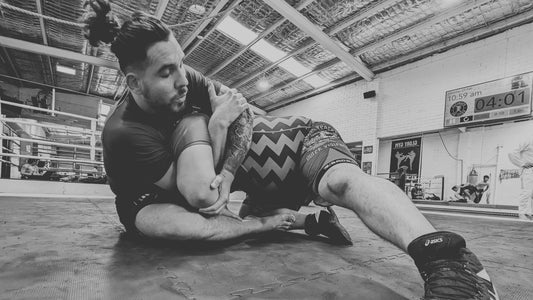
[220,107,253,175]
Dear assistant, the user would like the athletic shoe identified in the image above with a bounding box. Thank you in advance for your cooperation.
[408,231,499,300]
[307,207,353,245]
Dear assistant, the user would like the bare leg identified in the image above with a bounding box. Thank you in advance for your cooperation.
[317,163,435,251]
[136,203,295,241]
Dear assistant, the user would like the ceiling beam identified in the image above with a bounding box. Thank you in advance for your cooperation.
[266,73,359,111]
[184,0,243,56]
[205,0,315,77]
[0,36,119,70]
[262,0,373,81]
[264,7,533,112]
[154,0,170,19]
[35,0,56,86]
[181,0,233,50]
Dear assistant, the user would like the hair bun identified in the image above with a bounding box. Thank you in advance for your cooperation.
[88,0,111,16]
[82,0,120,47]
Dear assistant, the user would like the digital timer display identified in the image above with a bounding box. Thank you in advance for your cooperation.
[474,88,530,113]
[444,73,533,128]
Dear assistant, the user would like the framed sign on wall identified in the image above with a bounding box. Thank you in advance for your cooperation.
[444,72,533,128]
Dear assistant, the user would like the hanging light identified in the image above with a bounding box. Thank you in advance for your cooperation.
[188,4,206,15]
[256,78,271,92]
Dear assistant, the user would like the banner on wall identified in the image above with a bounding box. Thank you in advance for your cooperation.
[389,137,421,181]
[444,72,533,128]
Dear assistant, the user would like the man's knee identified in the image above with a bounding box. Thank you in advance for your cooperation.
[319,163,362,197]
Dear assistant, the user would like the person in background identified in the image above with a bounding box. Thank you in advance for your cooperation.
[459,184,479,203]
[508,139,533,220]
[448,185,466,202]
[397,166,407,193]
[477,175,491,204]
[20,159,38,179]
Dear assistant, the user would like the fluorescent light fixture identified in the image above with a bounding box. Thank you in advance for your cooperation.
[279,58,310,77]
[251,39,286,62]
[56,64,76,75]
[303,74,329,88]
[217,16,257,45]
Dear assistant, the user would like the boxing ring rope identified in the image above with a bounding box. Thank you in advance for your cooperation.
[0,99,105,181]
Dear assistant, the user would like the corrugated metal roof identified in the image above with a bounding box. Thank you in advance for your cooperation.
[0,0,531,111]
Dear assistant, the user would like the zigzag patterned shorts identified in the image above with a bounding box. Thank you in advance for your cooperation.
[235,115,358,209]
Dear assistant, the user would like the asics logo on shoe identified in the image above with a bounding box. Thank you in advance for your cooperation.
[424,237,443,246]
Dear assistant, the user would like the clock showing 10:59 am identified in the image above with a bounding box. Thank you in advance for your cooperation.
[474,88,530,113]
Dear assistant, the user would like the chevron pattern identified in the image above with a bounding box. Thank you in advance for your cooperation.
[238,116,312,193]
[252,115,311,132]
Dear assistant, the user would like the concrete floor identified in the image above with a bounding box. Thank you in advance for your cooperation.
[0,196,532,300]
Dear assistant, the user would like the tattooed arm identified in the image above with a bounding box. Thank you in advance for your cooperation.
[219,107,253,175]
[200,83,253,215]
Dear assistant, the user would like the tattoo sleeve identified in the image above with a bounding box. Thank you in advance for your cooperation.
[219,106,253,175]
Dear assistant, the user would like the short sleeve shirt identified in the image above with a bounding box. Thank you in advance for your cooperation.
[103,67,220,202]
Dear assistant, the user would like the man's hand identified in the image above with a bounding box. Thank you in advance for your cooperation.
[208,82,248,127]
[198,169,235,215]
[219,207,242,221]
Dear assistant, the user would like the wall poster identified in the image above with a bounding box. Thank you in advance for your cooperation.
[389,137,422,182]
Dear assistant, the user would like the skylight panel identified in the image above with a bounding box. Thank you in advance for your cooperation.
[251,39,286,62]
[217,17,258,45]
[303,74,330,88]
[279,58,310,77]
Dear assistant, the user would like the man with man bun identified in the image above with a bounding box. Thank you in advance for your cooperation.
[83,1,499,298]
[83,0,297,240]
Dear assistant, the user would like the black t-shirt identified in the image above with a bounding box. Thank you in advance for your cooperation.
[103,67,220,202]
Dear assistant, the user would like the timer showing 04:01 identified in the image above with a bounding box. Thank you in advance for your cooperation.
[474,88,530,113]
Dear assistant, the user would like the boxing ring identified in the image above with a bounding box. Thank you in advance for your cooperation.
[1,195,531,299]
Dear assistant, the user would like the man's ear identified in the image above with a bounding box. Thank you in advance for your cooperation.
[126,72,141,95]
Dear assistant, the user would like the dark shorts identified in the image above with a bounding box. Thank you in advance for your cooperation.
[237,116,358,210]
[300,121,359,197]
[115,189,192,235]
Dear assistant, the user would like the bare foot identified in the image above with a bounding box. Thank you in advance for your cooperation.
[259,213,296,230]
